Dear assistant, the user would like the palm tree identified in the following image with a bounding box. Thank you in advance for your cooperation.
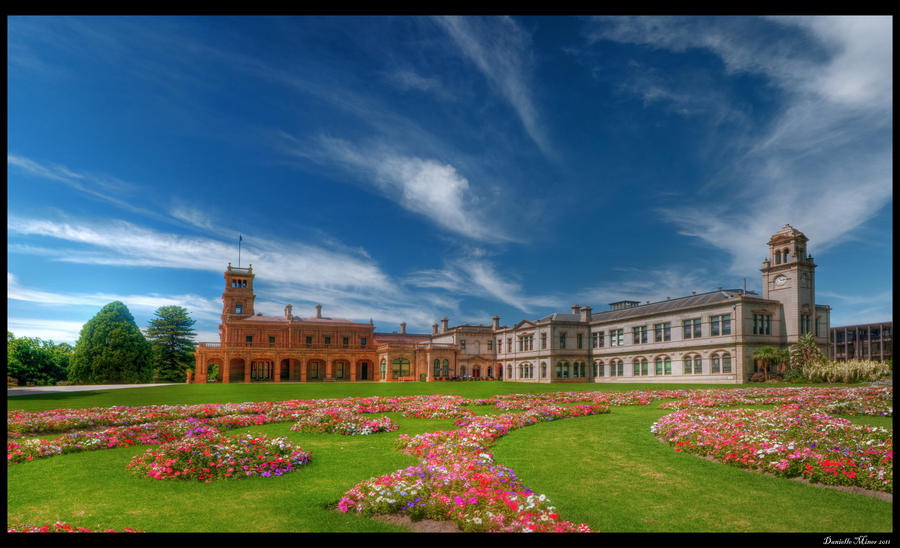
[752,346,779,381]
[775,347,791,374]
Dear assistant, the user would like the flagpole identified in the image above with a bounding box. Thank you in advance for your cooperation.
[238,234,242,268]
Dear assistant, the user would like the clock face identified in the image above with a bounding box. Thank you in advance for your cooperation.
[774,275,788,286]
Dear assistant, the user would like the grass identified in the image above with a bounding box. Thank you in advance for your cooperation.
[6,381,894,533]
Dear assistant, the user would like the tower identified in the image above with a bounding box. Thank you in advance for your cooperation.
[222,263,256,325]
[760,225,817,343]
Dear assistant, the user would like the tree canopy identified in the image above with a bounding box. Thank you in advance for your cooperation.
[69,301,154,384]
[7,331,72,386]
[145,305,197,382]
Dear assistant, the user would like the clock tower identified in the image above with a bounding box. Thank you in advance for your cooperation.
[760,225,817,343]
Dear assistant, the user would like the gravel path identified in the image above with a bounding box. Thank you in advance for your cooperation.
[7,383,179,398]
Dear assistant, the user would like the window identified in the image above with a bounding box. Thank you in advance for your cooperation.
[498,339,503,353]
[268,336,276,347]
[597,331,604,347]
[722,353,732,373]
[711,315,731,336]
[343,336,349,346]
[610,329,624,346]
[592,362,598,377]
[392,358,410,378]
[560,333,567,349]
[654,323,671,342]
[655,357,672,375]
[461,340,467,351]
[712,354,721,373]
[442,359,450,377]
[753,314,772,335]
[324,336,331,346]
[541,332,547,349]
[433,359,441,377]
[235,304,242,314]
[488,340,493,350]
[541,362,547,378]
[633,325,647,344]
[361,337,367,346]
[381,359,386,380]
[685,355,702,375]
[306,335,313,346]
[633,358,648,376]
[507,338,512,352]
[612,359,624,376]
[507,364,512,378]
[577,333,584,349]
[335,362,346,379]
[245,335,253,345]
[683,318,702,339]
[310,361,321,379]
[801,315,811,335]
[596,361,604,377]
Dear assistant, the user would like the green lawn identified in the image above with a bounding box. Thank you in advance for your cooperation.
[6,382,893,533]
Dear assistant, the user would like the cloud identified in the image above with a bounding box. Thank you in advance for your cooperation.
[8,272,223,322]
[6,318,87,345]
[588,16,892,274]
[434,16,554,157]
[407,251,558,314]
[293,136,519,243]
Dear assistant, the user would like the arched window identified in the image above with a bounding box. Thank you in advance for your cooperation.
[775,251,782,264]
[722,353,732,373]
[442,359,450,377]
[685,355,702,375]
[460,365,467,377]
[783,248,790,262]
[580,362,586,377]
[380,359,386,380]
[633,358,648,376]
[712,354,721,373]
[655,357,672,375]
[434,359,441,377]
[596,361,604,377]
[507,364,513,378]
[541,362,547,378]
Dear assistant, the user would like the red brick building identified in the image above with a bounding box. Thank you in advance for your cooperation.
[191,264,460,383]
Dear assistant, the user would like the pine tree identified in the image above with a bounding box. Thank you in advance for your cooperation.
[145,305,197,382]
[69,302,154,384]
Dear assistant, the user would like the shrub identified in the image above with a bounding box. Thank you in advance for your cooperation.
[802,360,892,384]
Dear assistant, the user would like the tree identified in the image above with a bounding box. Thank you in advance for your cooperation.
[7,332,71,386]
[774,347,791,374]
[790,332,826,371]
[69,302,154,384]
[145,305,197,382]
[752,346,780,381]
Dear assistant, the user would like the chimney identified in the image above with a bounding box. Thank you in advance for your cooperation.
[492,315,500,330]
[441,317,449,333]
[315,304,322,319]
[400,322,407,334]
[571,304,580,315]
[580,306,592,322]
[284,304,293,320]
[432,323,438,335]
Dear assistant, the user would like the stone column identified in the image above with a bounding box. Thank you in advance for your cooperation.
[245,360,252,383]
[299,358,307,383]
[326,360,333,380]
[350,360,357,382]
[274,358,282,383]
[223,354,230,384]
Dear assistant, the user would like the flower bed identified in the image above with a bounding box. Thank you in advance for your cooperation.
[651,404,893,493]
[8,521,142,533]
[338,403,608,532]
[290,407,398,436]
[127,432,311,482]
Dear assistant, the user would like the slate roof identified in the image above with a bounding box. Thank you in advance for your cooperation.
[589,289,768,324]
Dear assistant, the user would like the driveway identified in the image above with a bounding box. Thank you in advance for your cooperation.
[7,383,179,398]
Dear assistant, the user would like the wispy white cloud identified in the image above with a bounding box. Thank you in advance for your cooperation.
[588,16,892,275]
[8,272,223,322]
[6,318,87,344]
[434,16,554,157]
[407,251,559,314]
[288,135,520,244]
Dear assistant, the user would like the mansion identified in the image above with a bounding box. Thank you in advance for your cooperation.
[191,225,831,385]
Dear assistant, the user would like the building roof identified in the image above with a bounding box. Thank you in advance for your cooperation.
[234,315,368,326]
[589,289,767,323]
[373,333,433,344]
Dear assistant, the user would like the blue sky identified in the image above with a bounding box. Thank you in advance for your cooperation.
[8,16,893,345]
